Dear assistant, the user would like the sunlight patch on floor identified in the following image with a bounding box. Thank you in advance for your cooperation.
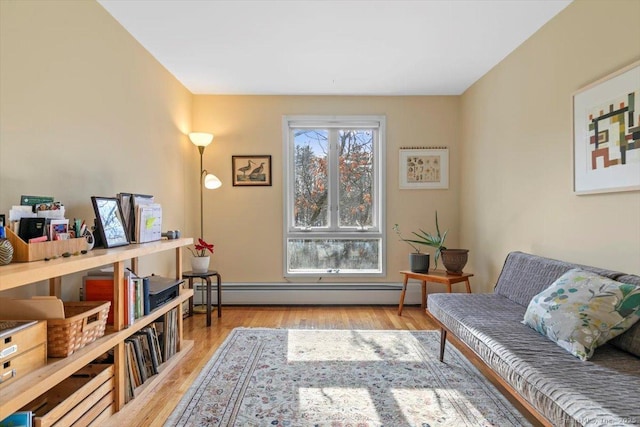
[287,329,423,361]
[298,387,382,424]
[392,387,488,424]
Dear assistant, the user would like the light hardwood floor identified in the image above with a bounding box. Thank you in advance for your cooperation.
[106,305,436,426]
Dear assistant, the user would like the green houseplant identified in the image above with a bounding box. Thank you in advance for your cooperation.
[395,211,469,274]
[394,211,447,270]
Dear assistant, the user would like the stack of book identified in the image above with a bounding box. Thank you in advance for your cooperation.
[156,308,179,361]
[122,308,178,403]
[82,269,148,327]
[123,324,164,402]
[82,271,182,327]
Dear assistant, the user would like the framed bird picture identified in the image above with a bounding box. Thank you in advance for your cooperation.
[232,155,272,186]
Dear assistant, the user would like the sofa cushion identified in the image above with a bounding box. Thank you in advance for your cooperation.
[612,322,640,357]
[610,274,640,357]
[428,292,640,426]
[522,269,640,360]
[494,251,624,307]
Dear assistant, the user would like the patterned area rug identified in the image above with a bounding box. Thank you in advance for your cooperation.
[165,328,531,427]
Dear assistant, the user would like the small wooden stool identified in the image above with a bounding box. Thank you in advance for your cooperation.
[398,270,473,316]
[182,270,222,326]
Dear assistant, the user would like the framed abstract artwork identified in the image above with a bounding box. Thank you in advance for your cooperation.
[573,61,640,195]
[399,148,449,189]
[232,155,272,186]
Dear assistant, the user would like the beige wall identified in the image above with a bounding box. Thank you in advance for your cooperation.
[191,95,460,282]
[460,0,640,293]
[1,1,460,298]
[4,0,636,299]
[0,1,193,298]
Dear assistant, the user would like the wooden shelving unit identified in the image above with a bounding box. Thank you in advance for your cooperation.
[0,238,194,421]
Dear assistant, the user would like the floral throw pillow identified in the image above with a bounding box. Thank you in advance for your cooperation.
[522,268,640,360]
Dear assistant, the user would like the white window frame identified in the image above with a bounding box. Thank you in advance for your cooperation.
[282,115,386,277]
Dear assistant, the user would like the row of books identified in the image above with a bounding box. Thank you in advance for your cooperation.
[124,324,163,403]
[82,270,149,327]
[160,307,179,361]
[82,270,182,328]
[123,309,178,403]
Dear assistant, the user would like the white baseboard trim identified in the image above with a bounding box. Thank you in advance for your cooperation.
[191,282,424,305]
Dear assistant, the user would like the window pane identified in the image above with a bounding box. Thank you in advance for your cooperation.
[338,130,374,228]
[287,238,381,272]
[284,116,385,277]
[293,129,328,228]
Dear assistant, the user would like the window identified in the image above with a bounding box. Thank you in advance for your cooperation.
[283,116,386,277]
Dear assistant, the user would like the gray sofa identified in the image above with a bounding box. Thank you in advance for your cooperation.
[427,251,640,427]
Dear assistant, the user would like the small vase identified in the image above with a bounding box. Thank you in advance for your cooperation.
[410,253,430,273]
[191,256,210,273]
[83,229,95,251]
[0,239,13,265]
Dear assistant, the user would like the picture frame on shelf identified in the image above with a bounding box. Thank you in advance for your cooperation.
[91,196,129,248]
[49,218,69,240]
[573,60,640,195]
[232,155,272,186]
[399,147,449,189]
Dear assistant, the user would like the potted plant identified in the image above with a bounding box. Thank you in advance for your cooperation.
[394,212,446,272]
[189,238,214,273]
[395,212,468,275]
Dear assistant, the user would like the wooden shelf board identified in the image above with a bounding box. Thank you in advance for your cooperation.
[101,340,194,427]
[0,238,193,291]
[0,289,194,419]
[132,340,194,399]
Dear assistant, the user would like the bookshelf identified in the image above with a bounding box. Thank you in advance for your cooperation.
[0,238,194,421]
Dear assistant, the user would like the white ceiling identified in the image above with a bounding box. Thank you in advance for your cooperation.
[98,0,572,96]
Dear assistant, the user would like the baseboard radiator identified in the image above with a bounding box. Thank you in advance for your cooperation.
[190,282,423,305]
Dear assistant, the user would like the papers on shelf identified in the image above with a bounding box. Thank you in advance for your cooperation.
[117,193,162,243]
[9,205,35,222]
[136,203,162,243]
[9,205,65,221]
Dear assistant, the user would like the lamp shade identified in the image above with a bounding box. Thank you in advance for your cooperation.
[189,132,214,147]
[204,173,222,189]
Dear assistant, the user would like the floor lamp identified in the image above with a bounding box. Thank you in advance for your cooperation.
[189,132,222,312]
[189,132,222,239]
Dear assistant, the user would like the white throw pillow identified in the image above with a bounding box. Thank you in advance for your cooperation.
[522,268,640,360]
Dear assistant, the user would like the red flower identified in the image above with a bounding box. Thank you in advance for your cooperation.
[189,238,215,257]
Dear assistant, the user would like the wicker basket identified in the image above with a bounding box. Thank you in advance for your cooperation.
[47,301,110,358]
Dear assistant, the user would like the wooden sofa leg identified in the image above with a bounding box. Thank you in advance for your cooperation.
[439,327,447,362]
